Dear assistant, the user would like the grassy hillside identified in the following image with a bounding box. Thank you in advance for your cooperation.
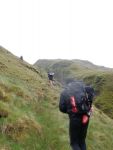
[0,47,70,150]
[0,48,113,150]
[34,59,113,119]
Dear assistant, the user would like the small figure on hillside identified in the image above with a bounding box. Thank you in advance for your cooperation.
[48,72,55,86]
[20,56,23,61]
[59,81,95,150]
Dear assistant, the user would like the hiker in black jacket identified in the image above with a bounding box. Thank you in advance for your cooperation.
[59,81,94,150]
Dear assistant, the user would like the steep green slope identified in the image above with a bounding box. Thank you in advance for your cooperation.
[34,59,113,119]
[0,48,113,150]
[0,47,70,150]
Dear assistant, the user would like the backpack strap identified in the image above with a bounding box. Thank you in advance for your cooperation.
[70,96,78,113]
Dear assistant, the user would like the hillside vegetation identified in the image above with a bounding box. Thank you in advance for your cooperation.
[0,47,70,150]
[35,59,113,119]
[0,47,113,149]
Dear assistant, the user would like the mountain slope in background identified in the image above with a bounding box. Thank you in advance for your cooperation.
[0,47,113,149]
[35,59,113,71]
[34,59,113,85]
[34,59,113,119]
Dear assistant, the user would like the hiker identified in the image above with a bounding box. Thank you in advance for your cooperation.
[20,56,23,61]
[48,72,55,86]
[59,81,95,150]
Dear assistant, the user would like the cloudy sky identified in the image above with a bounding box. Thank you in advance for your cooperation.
[0,0,113,68]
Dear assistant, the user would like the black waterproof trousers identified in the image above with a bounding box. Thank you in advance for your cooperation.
[69,115,89,150]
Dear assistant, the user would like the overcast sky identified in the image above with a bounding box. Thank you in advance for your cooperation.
[0,0,113,68]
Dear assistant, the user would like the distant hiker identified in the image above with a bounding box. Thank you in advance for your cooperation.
[20,56,23,61]
[48,72,55,86]
[59,81,95,150]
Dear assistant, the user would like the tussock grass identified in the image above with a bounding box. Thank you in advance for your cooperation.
[0,47,113,149]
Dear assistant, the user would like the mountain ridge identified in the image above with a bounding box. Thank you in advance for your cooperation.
[35,59,113,71]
